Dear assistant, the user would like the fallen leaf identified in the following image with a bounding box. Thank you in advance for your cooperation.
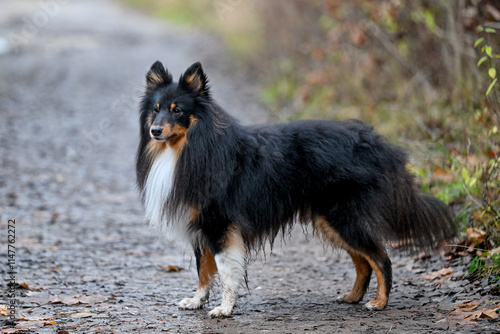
[0,304,10,316]
[16,320,46,330]
[424,267,454,280]
[50,294,108,305]
[18,313,56,321]
[466,227,485,245]
[70,312,95,318]
[77,295,109,304]
[489,247,500,256]
[162,265,182,272]
[456,304,477,309]
[431,167,455,182]
[483,308,499,319]
[471,210,486,223]
[450,301,500,324]
[25,290,42,297]
[44,320,57,326]
[50,298,80,305]
[486,149,498,158]
[465,310,498,321]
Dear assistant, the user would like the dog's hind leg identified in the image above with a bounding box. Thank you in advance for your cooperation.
[336,250,372,304]
[358,250,392,310]
[178,247,217,310]
[208,225,246,318]
[314,216,392,310]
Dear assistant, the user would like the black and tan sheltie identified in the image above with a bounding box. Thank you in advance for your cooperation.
[136,61,456,318]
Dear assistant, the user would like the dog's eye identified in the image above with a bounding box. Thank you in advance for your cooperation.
[153,107,159,114]
[172,107,182,115]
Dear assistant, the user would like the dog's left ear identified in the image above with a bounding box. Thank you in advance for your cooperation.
[179,62,210,96]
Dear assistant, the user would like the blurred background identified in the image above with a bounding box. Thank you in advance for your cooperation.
[121,1,500,247]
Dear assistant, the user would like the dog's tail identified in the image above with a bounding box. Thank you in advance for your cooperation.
[386,162,457,252]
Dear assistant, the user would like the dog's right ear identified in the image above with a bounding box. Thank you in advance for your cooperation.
[146,61,172,90]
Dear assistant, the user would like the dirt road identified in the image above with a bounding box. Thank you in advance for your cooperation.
[0,1,498,333]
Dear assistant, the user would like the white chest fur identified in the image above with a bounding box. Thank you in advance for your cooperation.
[143,146,178,231]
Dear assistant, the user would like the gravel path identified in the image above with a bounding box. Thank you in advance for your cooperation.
[0,1,498,333]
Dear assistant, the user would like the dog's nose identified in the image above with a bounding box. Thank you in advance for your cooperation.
[151,126,163,137]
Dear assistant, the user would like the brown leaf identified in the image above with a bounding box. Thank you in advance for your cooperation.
[486,149,498,158]
[18,313,56,321]
[452,302,500,323]
[50,298,79,305]
[424,267,453,280]
[471,210,486,223]
[466,227,485,245]
[483,308,499,319]
[0,304,10,316]
[431,167,455,183]
[456,304,477,309]
[50,294,108,305]
[349,26,367,47]
[305,71,327,86]
[162,265,182,272]
[464,310,498,321]
[77,294,108,304]
[70,312,95,318]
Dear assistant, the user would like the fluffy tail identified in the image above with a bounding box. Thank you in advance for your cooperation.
[387,166,457,252]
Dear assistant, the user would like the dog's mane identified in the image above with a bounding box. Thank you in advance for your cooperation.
[170,99,239,207]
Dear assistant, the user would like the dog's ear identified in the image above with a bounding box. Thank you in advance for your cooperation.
[146,61,172,90]
[179,62,210,96]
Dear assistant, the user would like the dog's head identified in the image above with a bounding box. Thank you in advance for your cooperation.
[141,61,209,147]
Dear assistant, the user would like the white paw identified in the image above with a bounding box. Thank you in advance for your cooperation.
[336,293,349,303]
[363,300,385,311]
[178,297,204,310]
[208,305,233,318]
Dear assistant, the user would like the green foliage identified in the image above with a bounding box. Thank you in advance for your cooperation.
[469,252,500,283]
[475,26,499,95]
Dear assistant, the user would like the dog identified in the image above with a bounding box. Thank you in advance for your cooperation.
[136,61,456,318]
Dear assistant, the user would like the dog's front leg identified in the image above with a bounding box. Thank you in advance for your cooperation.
[208,225,246,318]
[179,248,217,310]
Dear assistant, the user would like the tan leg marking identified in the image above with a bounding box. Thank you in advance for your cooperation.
[313,217,348,249]
[313,216,388,310]
[339,250,372,303]
[178,248,217,310]
[362,255,388,310]
[198,249,217,290]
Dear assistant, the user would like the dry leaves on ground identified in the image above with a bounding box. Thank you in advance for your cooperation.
[161,265,183,272]
[423,267,454,280]
[0,304,11,316]
[48,294,109,305]
[447,301,500,326]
